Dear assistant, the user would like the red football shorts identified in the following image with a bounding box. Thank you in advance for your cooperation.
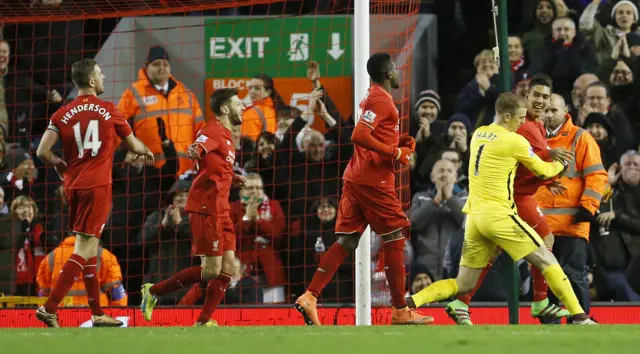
[190,213,236,257]
[335,180,410,235]
[514,195,551,238]
[65,185,112,238]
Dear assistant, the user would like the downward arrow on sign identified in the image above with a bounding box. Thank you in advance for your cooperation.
[327,32,344,60]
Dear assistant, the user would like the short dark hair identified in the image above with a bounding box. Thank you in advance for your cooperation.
[585,81,610,98]
[529,73,553,91]
[495,92,526,115]
[366,52,393,83]
[71,59,98,89]
[210,88,238,116]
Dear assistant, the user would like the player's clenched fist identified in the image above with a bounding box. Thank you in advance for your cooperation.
[399,135,416,153]
[396,147,413,165]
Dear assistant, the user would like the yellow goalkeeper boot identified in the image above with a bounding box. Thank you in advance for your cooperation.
[194,320,218,327]
[140,283,157,321]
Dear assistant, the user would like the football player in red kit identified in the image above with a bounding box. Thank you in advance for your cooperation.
[140,88,247,327]
[35,59,154,328]
[444,74,575,325]
[294,53,432,326]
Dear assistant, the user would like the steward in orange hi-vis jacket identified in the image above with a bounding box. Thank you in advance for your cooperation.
[535,97,608,315]
[117,46,204,176]
[37,236,127,307]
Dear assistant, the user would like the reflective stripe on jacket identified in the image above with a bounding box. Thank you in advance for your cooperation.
[36,236,128,306]
[117,68,204,176]
[534,116,608,239]
[241,97,277,141]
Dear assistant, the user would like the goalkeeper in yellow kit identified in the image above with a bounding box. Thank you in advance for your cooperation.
[407,93,596,324]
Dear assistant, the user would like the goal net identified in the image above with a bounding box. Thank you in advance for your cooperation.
[0,0,419,326]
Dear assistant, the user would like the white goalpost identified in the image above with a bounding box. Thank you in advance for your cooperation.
[353,0,372,327]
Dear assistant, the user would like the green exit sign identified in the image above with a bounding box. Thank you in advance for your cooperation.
[204,17,352,78]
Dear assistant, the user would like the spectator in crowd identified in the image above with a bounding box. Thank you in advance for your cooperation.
[601,54,634,115]
[571,73,600,120]
[408,263,434,296]
[0,40,63,147]
[231,124,254,170]
[508,35,529,78]
[412,90,446,193]
[456,49,499,127]
[579,0,639,65]
[542,17,598,102]
[37,235,128,307]
[410,158,468,279]
[138,179,194,305]
[590,150,640,301]
[117,45,204,177]
[584,112,621,169]
[417,113,472,190]
[583,81,634,151]
[230,173,286,303]
[536,93,608,315]
[242,73,287,142]
[514,71,533,99]
[1,148,37,208]
[440,149,469,189]
[244,131,281,200]
[0,196,51,296]
[522,0,559,71]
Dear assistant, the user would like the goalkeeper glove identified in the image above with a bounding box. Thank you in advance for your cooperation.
[396,147,413,166]
[399,135,416,153]
[573,206,596,224]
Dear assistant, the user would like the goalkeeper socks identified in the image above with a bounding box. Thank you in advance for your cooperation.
[532,253,550,302]
[308,242,348,297]
[44,253,87,314]
[383,238,407,308]
[196,272,232,324]
[150,266,202,297]
[82,257,104,316]
[458,261,492,305]
[542,264,584,315]
[411,278,459,308]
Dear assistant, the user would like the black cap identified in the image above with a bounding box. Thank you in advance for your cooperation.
[147,45,170,65]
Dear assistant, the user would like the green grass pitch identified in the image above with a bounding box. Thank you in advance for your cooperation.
[2,326,640,354]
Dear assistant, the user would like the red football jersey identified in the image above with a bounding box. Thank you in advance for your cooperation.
[514,116,553,196]
[185,119,235,217]
[343,84,400,187]
[48,95,133,190]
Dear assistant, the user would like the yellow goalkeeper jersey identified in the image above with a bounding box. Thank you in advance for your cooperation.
[462,123,565,215]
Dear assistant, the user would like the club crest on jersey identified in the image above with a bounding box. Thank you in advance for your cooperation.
[143,96,159,105]
[362,110,376,123]
[196,135,208,143]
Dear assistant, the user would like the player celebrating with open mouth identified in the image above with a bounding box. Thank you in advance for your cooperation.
[295,53,431,326]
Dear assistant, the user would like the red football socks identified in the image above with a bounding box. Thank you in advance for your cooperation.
[82,257,105,316]
[532,249,552,302]
[44,253,87,314]
[308,242,349,297]
[196,272,232,324]
[150,266,202,297]
[383,238,407,308]
[458,261,493,305]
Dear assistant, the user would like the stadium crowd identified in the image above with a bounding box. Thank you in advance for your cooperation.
[0,0,640,313]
